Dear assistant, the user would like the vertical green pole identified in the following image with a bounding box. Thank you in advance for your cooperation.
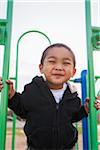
[85,0,98,149]
[12,114,16,150]
[11,31,20,150]
[0,0,13,149]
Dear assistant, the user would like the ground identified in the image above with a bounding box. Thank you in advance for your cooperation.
[6,128,26,150]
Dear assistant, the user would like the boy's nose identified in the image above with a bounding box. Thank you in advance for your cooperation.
[55,64,63,70]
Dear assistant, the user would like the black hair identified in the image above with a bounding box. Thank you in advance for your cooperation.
[40,43,76,67]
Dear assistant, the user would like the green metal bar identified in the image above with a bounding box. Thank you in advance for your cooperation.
[75,123,78,150]
[17,30,51,45]
[0,0,13,149]
[0,19,7,45]
[95,76,100,80]
[12,113,16,150]
[85,0,98,150]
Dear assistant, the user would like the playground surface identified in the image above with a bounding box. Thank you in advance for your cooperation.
[6,128,26,150]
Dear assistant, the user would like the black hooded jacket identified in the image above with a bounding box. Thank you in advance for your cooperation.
[8,76,88,149]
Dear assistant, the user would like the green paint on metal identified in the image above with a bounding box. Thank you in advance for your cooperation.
[17,30,51,46]
[85,0,98,149]
[95,76,100,80]
[0,0,13,150]
[0,19,7,45]
[12,113,16,150]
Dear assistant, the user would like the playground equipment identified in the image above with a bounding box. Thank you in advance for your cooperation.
[0,1,51,150]
[0,0,100,149]
[11,30,51,150]
[74,70,89,150]
[85,0,100,150]
[0,1,13,149]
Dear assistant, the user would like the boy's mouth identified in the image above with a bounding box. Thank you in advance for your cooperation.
[52,74,64,77]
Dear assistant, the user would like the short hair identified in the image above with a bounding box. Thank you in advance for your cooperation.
[40,43,76,67]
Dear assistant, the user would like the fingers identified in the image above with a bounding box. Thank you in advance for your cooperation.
[84,98,90,114]
[0,85,3,91]
[0,77,2,84]
[6,80,13,85]
[85,97,90,103]
[94,99,100,109]
[6,80,14,91]
[85,97,100,111]
[0,79,14,92]
[6,80,15,99]
[96,95,100,100]
[94,96,100,110]
[0,84,3,91]
[0,78,13,85]
[95,96,100,105]
[0,77,3,91]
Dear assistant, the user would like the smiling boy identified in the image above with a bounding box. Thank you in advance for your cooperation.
[0,43,100,150]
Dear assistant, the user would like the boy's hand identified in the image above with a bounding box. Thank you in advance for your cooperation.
[94,96,100,110]
[6,80,15,99]
[0,77,3,91]
[0,77,15,99]
[84,98,89,114]
[84,96,100,113]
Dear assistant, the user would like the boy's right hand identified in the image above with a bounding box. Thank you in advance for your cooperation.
[6,80,15,99]
[0,77,3,91]
[0,78,15,99]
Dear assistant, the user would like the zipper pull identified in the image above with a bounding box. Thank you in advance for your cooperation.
[56,103,59,110]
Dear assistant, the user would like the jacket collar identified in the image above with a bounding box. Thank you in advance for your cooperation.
[32,76,78,103]
[33,76,56,104]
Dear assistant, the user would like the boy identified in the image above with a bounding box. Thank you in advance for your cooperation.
[0,43,100,149]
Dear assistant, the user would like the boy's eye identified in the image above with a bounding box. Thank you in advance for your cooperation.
[48,60,56,63]
[63,62,71,65]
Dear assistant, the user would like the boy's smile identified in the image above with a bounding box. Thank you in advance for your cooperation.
[39,47,76,89]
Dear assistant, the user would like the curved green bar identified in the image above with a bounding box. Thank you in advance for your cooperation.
[17,30,51,45]
[16,30,51,87]
[11,30,51,150]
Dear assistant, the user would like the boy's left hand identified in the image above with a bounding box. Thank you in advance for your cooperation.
[84,98,89,114]
[94,96,100,110]
[84,96,100,114]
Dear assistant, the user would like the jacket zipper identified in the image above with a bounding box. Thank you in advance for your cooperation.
[56,103,60,149]
[56,103,59,110]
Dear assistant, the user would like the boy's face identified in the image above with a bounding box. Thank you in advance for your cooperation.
[39,47,76,89]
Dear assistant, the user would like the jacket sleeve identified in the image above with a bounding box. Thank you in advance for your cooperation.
[8,85,28,119]
[71,106,88,123]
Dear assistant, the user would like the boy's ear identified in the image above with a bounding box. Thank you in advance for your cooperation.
[74,68,76,75]
[39,64,43,74]
[72,68,76,77]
